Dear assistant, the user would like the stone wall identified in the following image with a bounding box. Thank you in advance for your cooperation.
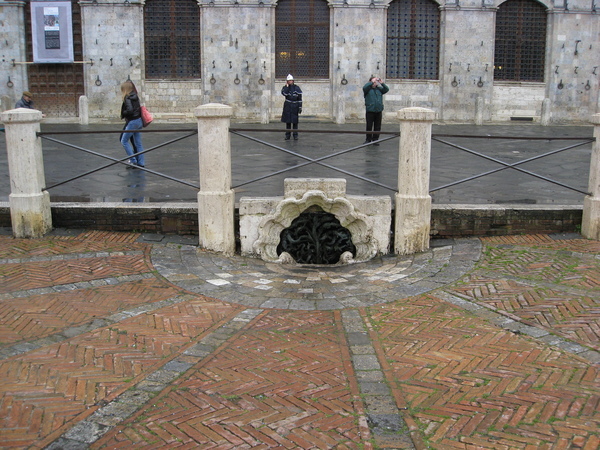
[0,1,28,107]
[145,81,203,121]
[81,2,144,121]
[0,202,584,240]
[0,0,598,123]
[491,83,546,121]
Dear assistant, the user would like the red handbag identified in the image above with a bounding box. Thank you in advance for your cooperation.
[141,106,153,127]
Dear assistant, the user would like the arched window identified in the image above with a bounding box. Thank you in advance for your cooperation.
[144,0,200,79]
[386,0,440,80]
[494,0,547,82]
[276,0,330,78]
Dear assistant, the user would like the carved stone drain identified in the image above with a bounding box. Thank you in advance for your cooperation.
[240,178,392,264]
[277,210,357,264]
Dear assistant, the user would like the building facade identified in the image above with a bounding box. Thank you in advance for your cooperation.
[0,0,598,124]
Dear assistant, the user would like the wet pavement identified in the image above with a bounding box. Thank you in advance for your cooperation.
[0,229,598,449]
[0,121,594,206]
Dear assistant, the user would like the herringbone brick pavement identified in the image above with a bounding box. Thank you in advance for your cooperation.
[92,310,366,449]
[0,254,151,293]
[0,230,143,260]
[0,231,598,449]
[0,279,181,346]
[369,294,599,449]
[0,297,242,448]
[0,231,243,448]
[449,235,600,352]
[481,234,600,254]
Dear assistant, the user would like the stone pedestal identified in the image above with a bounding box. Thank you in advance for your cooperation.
[1,108,52,238]
[195,103,235,255]
[395,107,435,255]
[582,113,600,239]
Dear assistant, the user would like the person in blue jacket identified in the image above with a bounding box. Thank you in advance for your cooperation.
[363,76,389,146]
[281,74,303,140]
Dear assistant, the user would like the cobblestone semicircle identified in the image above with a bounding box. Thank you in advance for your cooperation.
[151,238,482,310]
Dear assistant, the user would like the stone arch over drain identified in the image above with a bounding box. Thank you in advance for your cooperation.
[253,190,379,263]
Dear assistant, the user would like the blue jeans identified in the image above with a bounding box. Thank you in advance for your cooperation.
[121,118,145,166]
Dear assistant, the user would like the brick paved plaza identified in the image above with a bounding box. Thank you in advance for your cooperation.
[0,229,598,449]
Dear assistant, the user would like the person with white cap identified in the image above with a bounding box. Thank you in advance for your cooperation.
[281,74,303,140]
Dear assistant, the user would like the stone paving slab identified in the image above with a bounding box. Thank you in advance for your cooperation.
[0,230,598,449]
[150,238,481,311]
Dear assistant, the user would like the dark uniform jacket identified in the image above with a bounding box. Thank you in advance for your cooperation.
[281,84,303,123]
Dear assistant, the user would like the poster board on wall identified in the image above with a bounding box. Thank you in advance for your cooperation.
[30,1,74,63]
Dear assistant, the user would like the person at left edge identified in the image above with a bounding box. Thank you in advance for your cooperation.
[120,80,145,168]
[15,91,34,109]
[281,74,302,140]
[15,90,47,118]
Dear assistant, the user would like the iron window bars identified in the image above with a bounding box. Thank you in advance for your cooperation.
[144,0,201,79]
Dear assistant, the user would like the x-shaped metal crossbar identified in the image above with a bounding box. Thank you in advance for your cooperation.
[230,129,399,192]
[430,135,594,196]
[38,130,200,191]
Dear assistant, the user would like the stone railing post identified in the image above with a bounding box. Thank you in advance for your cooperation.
[1,108,52,238]
[194,103,235,255]
[395,107,435,255]
[79,95,89,125]
[582,113,600,239]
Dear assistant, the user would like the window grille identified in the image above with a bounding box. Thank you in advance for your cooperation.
[494,0,547,82]
[144,0,200,79]
[386,0,440,80]
[276,0,330,79]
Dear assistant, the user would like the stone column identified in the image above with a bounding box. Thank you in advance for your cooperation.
[1,109,52,238]
[334,92,345,125]
[194,103,235,255]
[395,107,435,255]
[475,96,484,126]
[79,96,89,125]
[582,113,600,240]
[541,98,551,126]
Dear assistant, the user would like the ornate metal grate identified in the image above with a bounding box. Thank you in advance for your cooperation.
[277,211,356,264]
[386,0,440,80]
[144,0,201,79]
[494,0,547,82]
[275,0,330,79]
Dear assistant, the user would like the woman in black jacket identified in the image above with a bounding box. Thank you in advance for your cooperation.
[120,81,145,168]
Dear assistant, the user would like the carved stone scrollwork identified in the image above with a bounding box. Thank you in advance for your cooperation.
[253,190,378,264]
[276,211,356,264]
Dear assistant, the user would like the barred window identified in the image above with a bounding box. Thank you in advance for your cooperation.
[144,0,200,79]
[276,0,330,79]
[494,0,547,82]
[386,0,440,80]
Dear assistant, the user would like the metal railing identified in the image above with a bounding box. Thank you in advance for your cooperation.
[230,128,400,191]
[36,128,200,191]
[22,126,595,199]
[430,134,594,196]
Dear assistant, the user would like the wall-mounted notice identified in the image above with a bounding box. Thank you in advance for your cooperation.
[31,2,74,63]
